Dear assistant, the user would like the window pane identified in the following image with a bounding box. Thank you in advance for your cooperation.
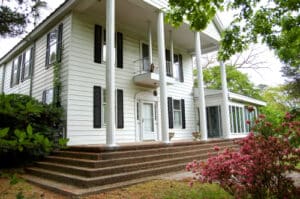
[23,49,31,79]
[45,89,53,104]
[49,30,57,45]
[174,111,181,128]
[49,43,57,64]
[173,100,180,110]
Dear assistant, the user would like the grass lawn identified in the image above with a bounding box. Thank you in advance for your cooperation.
[0,173,232,199]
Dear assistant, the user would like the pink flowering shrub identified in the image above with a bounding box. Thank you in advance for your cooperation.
[187,112,300,198]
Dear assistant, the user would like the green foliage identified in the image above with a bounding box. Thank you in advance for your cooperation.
[166,0,300,98]
[0,94,68,167]
[260,86,297,126]
[196,65,261,99]
[165,0,224,31]
[0,0,48,37]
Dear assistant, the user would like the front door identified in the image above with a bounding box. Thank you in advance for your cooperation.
[141,102,157,140]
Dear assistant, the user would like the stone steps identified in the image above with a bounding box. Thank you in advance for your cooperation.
[23,139,239,197]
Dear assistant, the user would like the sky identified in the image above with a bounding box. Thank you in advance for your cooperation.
[0,0,285,87]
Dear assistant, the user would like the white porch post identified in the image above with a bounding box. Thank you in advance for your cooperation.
[169,30,174,74]
[148,21,153,64]
[106,0,116,146]
[157,10,169,143]
[220,61,231,138]
[195,32,208,140]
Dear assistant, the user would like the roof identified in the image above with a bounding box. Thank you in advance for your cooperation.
[0,0,225,65]
[194,88,267,106]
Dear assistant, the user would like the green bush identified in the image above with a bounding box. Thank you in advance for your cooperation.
[0,94,67,167]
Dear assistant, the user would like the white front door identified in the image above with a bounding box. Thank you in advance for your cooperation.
[141,102,157,140]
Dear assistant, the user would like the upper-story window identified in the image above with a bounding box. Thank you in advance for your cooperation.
[94,25,123,68]
[10,46,34,87]
[165,49,184,82]
[46,24,63,66]
[21,47,33,81]
[10,56,22,87]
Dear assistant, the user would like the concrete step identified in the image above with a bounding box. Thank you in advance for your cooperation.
[52,150,101,160]
[24,139,241,197]
[99,141,234,160]
[67,138,237,153]
[43,144,237,168]
[22,173,176,197]
[34,149,226,177]
[26,161,191,188]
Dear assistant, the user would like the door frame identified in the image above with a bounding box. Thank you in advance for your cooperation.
[139,100,158,141]
[135,91,159,142]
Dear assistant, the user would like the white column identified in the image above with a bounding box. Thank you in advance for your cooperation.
[220,61,231,138]
[169,30,174,76]
[148,21,153,64]
[157,11,169,143]
[106,0,116,146]
[195,32,208,140]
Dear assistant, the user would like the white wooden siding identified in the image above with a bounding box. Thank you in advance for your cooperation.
[32,14,72,110]
[66,12,196,145]
[3,58,31,95]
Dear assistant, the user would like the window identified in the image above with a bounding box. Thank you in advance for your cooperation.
[142,43,150,71]
[244,106,257,132]
[10,56,21,87]
[173,99,182,128]
[95,26,123,68]
[229,105,246,134]
[47,29,58,65]
[173,54,180,81]
[46,24,63,66]
[42,89,53,104]
[22,48,33,81]
[102,89,107,125]
[165,49,173,77]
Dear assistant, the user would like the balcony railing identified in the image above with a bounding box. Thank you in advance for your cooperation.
[133,58,176,88]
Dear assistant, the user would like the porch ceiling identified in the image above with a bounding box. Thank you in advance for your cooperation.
[74,0,219,54]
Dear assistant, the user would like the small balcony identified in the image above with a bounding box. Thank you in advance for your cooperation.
[133,59,176,88]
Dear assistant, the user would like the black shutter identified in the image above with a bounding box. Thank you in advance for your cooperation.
[57,23,63,63]
[21,52,25,82]
[45,33,50,66]
[117,89,124,128]
[94,25,102,63]
[93,86,102,128]
[181,99,186,129]
[168,97,173,129]
[116,32,123,68]
[179,54,184,82]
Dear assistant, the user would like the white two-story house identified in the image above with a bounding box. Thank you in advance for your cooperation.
[0,0,265,146]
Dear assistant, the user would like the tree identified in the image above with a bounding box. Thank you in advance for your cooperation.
[166,0,300,98]
[260,85,298,125]
[0,0,47,37]
[195,65,261,99]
